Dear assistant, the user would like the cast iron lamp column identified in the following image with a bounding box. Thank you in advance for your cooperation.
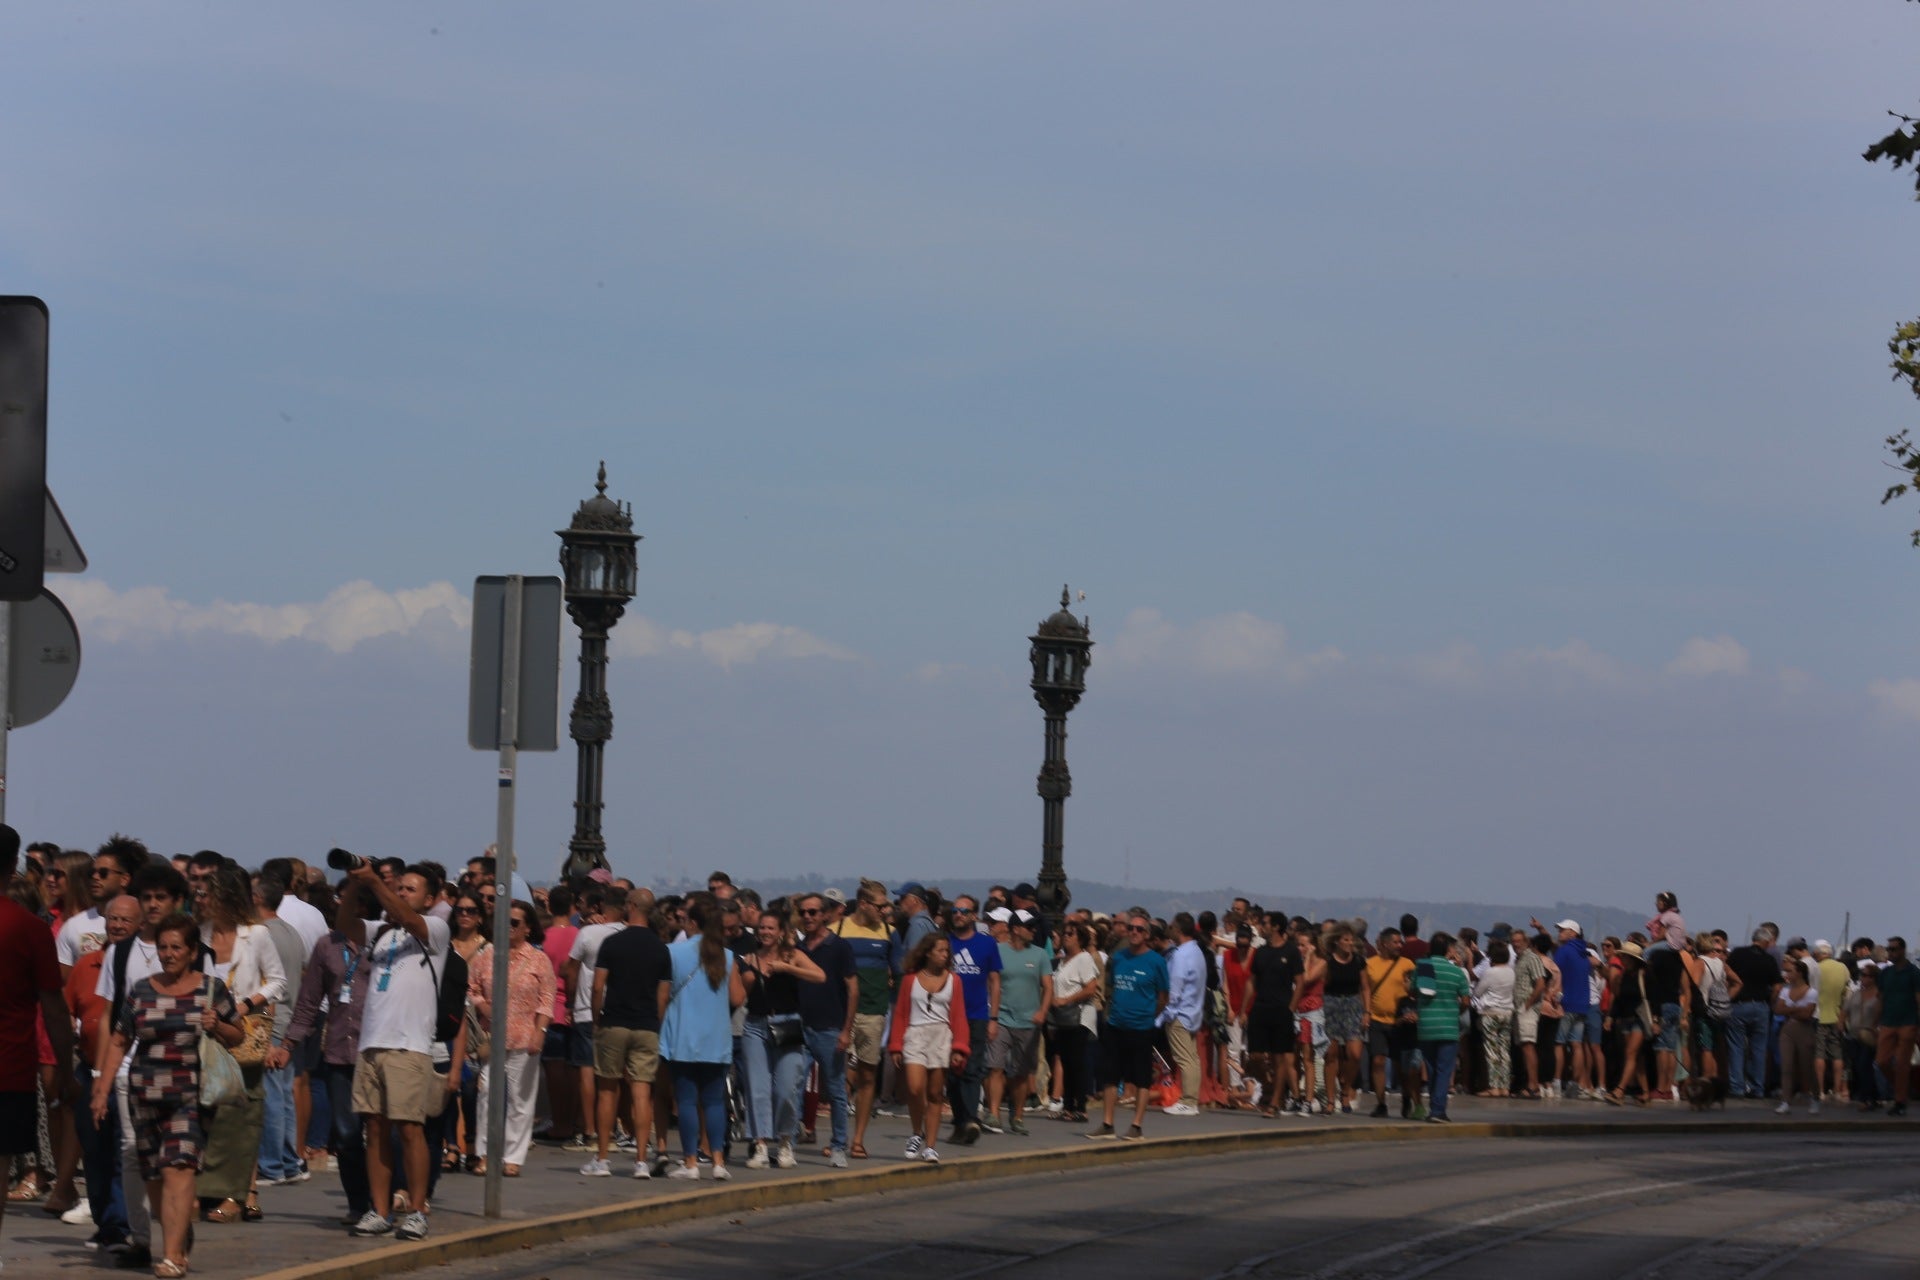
[1030,586,1092,938]
[556,462,639,882]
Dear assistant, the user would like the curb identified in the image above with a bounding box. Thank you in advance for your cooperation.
[254,1118,1918,1280]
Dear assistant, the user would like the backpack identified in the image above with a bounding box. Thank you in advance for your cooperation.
[1700,956,1731,1020]
[434,945,469,1045]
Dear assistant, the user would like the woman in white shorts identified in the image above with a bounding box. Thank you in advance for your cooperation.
[886,934,970,1165]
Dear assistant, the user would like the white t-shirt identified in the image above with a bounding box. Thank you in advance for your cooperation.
[277,895,331,960]
[1472,963,1516,1015]
[357,916,451,1055]
[56,907,107,967]
[568,922,626,1022]
[1052,951,1100,1032]
[96,937,162,1079]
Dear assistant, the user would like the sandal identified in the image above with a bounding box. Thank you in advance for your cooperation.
[847,1143,868,1160]
[201,1197,243,1224]
[502,1164,521,1177]
[154,1260,189,1279]
[467,1159,487,1177]
[7,1174,45,1202]
[243,1196,263,1222]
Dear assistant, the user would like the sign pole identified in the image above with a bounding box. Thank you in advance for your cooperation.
[483,575,521,1219]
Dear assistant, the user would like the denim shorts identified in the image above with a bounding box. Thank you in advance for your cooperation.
[1555,1014,1589,1045]
[1653,1003,1683,1054]
[1586,1009,1603,1042]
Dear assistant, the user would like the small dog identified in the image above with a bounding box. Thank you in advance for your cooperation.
[1680,1076,1727,1111]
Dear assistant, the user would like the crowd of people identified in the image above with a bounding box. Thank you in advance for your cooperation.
[1,826,1914,1278]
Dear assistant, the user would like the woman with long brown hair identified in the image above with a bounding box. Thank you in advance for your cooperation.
[658,892,745,1181]
[886,933,969,1164]
[44,849,94,932]
[194,860,285,1224]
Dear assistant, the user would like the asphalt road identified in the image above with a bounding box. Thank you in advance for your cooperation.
[451,1133,1920,1280]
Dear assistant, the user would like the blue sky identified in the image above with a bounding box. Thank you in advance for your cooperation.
[3,3,1919,938]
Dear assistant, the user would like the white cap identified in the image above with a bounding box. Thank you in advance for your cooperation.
[1555,919,1581,935]
[985,906,1013,924]
[1812,939,1832,956]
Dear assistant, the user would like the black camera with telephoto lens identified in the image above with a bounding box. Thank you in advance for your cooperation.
[326,847,369,873]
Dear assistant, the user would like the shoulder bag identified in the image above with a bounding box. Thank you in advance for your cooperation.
[198,977,248,1109]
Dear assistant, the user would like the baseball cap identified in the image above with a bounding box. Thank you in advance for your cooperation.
[1785,936,1808,951]
[1812,939,1832,956]
[1488,922,1513,940]
[985,906,1013,924]
[822,887,846,906]
[586,867,613,885]
[1010,909,1037,928]
[896,882,927,902]
[1012,882,1038,900]
[1555,919,1581,935]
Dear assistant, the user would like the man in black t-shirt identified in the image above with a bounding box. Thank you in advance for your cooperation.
[797,893,859,1166]
[1643,944,1687,1100]
[585,890,670,1177]
[1724,931,1782,1100]
[1241,918,1302,1114]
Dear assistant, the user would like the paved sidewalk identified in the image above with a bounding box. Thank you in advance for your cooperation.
[6,1093,1912,1276]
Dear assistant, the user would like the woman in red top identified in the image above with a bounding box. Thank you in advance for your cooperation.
[886,934,969,1165]
[1294,924,1327,1113]
[1220,926,1254,1100]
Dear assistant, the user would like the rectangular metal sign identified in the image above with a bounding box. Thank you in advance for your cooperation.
[468,575,562,751]
[0,299,48,601]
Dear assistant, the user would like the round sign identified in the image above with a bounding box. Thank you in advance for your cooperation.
[10,588,79,728]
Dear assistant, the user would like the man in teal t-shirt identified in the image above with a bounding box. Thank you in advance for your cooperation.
[985,910,1053,1134]
[1413,933,1471,1123]
[1089,912,1169,1142]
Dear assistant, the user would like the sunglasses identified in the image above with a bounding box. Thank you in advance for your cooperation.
[89,868,113,879]
[798,908,823,917]
[510,918,529,929]
[44,870,65,880]
[456,906,481,915]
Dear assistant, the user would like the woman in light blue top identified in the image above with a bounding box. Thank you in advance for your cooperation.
[659,892,746,1180]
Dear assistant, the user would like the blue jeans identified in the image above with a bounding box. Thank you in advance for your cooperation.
[802,1025,850,1153]
[1725,1002,1770,1098]
[742,1018,810,1145]
[669,1061,729,1161]
[731,1034,758,1142]
[316,1061,371,1219]
[257,1058,301,1180]
[76,1065,127,1243]
[1420,1040,1459,1119]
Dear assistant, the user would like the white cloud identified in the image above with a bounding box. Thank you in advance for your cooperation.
[1869,677,1920,721]
[61,579,859,668]
[612,618,859,669]
[63,579,468,653]
[1665,635,1750,678]
[1511,639,1629,684]
[1105,607,1342,680]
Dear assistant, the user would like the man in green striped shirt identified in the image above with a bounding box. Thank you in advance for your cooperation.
[1413,934,1471,1124]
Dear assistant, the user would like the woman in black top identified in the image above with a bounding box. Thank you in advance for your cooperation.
[1605,942,1652,1105]
[1320,925,1367,1115]
[737,911,823,1169]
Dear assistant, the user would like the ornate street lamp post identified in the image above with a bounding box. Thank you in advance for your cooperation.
[556,462,639,882]
[1029,586,1092,938]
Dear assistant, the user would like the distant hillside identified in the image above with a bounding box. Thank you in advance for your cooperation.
[636,872,1648,943]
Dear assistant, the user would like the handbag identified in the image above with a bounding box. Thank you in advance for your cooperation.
[197,978,247,1109]
[464,1000,492,1065]
[229,1005,273,1067]
[768,1012,805,1048]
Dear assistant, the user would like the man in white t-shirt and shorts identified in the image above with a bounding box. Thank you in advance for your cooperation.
[339,861,449,1243]
[564,888,628,1150]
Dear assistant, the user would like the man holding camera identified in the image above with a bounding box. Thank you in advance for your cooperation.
[335,857,448,1242]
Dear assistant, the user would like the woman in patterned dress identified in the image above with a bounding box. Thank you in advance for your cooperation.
[467,900,554,1176]
[92,912,244,1279]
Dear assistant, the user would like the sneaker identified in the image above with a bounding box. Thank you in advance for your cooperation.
[1342,1102,1354,1114]
[667,1164,701,1180]
[695,1151,712,1166]
[1427,1114,1452,1124]
[1810,1099,1821,1115]
[1045,1098,1064,1114]
[977,1115,1004,1135]
[904,1135,924,1159]
[1121,1125,1145,1141]
[633,1160,652,1179]
[651,1152,674,1177]
[394,1212,429,1242]
[962,1121,981,1145]
[1085,1124,1116,1140]
[1370,1101,1389,1118]
[774,1141,797,1169]
[61,1202,94,1225]
[712,1164,732,1182]
[1400,1097,1412,1119]
[349,1211,393,1237]
[1775,1102,1792,1115]
[827,1148,848,1168]
[612,1131,638,1152]
[920,1147,940,1164]
[579,1158,611,1177]
[1008,1117,1029,1136]
[1306,1099,1323,1115]
[745,1142,770,1170]
[872,1105,900,1118]
[563,1133,597,1152]
[1161,1102,1200,1117]
[1411,1103,1428,1121]
[1889,1102,1908,1117]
